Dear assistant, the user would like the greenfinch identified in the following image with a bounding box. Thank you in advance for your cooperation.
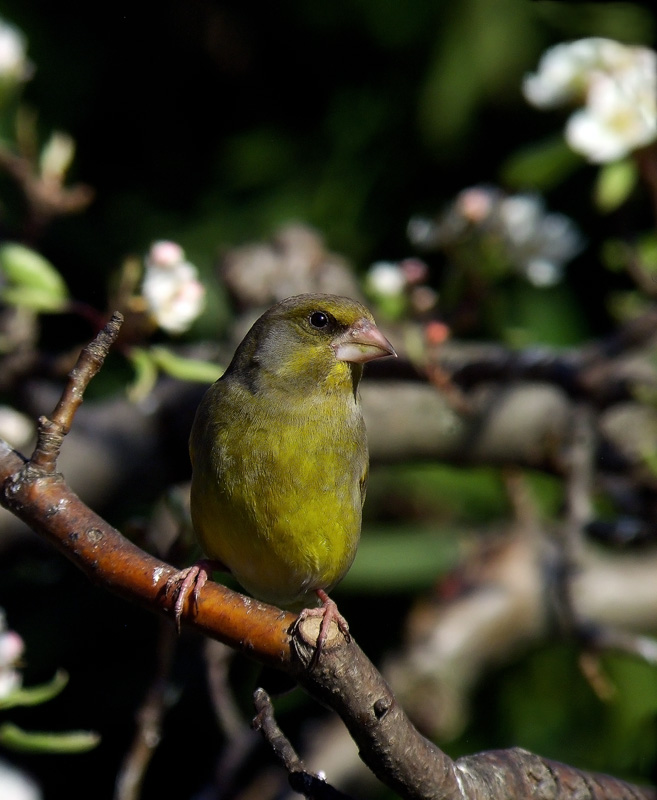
[184,293,396,654]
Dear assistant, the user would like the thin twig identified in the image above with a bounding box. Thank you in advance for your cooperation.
[114,620,179,800]
[253,689,356,800]
[30,311,123,472]
[0,143,94,240]
[551,404,595,636]
[204,639,261,798]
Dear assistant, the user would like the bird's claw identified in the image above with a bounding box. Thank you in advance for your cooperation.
[166,560,212,632]
[296,589,350,666]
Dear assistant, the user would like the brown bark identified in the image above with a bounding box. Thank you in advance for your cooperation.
[0,315,654,800]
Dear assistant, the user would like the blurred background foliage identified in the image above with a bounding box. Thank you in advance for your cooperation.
[2,0,653,335]
[0,1,656,798]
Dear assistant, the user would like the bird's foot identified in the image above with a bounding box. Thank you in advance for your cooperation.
[166,559,223,632]
[296,589,350,666]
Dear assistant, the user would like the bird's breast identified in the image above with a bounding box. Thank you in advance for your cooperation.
[191,383,366,609]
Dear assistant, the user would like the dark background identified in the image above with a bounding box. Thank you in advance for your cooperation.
[0,1,656,798]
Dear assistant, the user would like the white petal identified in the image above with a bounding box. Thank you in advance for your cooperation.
[566,107,631,163]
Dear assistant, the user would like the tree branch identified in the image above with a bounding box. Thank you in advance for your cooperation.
[114,620,178,800]
[253,688,355,800]
[0,317,655,800]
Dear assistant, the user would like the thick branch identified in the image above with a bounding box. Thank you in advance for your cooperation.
[3,447,654,799]
[0,320,655,800]
[0,442,293,667]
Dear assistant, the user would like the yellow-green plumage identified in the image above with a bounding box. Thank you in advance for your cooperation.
[189,293,394,611]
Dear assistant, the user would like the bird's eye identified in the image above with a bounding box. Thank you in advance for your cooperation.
[309,311,331,329]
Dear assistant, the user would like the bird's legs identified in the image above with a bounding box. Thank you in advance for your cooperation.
[170,566,349,667]
[297,588,350,665]
[167,559,226,631]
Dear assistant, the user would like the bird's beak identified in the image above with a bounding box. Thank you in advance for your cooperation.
[332,318,397,364]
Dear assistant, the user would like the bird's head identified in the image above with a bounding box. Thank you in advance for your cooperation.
[229,293,396,395]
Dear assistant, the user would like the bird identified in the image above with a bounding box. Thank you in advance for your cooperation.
[179,293,396,659]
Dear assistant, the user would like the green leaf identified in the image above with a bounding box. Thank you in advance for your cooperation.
[342,525,460,593]
[0,722,100,753]
[637,232,657,274]
[0,243,69,312]
[501,136,582,191]
[126,347,159,403]
[601,238,631,273]
[1,286,67,313]
[594,159,638,213]
[0,669,68,710]
[150,346,223,384]
[607,290,650,323]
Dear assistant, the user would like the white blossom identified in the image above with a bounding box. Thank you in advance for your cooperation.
[142,241,205,334]
[400,258,429,285]
[366,261,407,297]
[0,761,41,800]
[0,406,34,448]
[408,187,502,251]
[524,38,657,163]
[0,610,24,701]
[0,667,20,699]
[523,38,632,108]
[566,60,657,162]
[0,18,32,84]
[365,258,435,315]
[0,615,39,799]
[410,187,583,287]
[456,186,498,223]
[407,215,440,249]
[497,194,583,285]
[148,240,185,269]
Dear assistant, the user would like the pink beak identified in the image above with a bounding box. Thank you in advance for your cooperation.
[332,318,397,364]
